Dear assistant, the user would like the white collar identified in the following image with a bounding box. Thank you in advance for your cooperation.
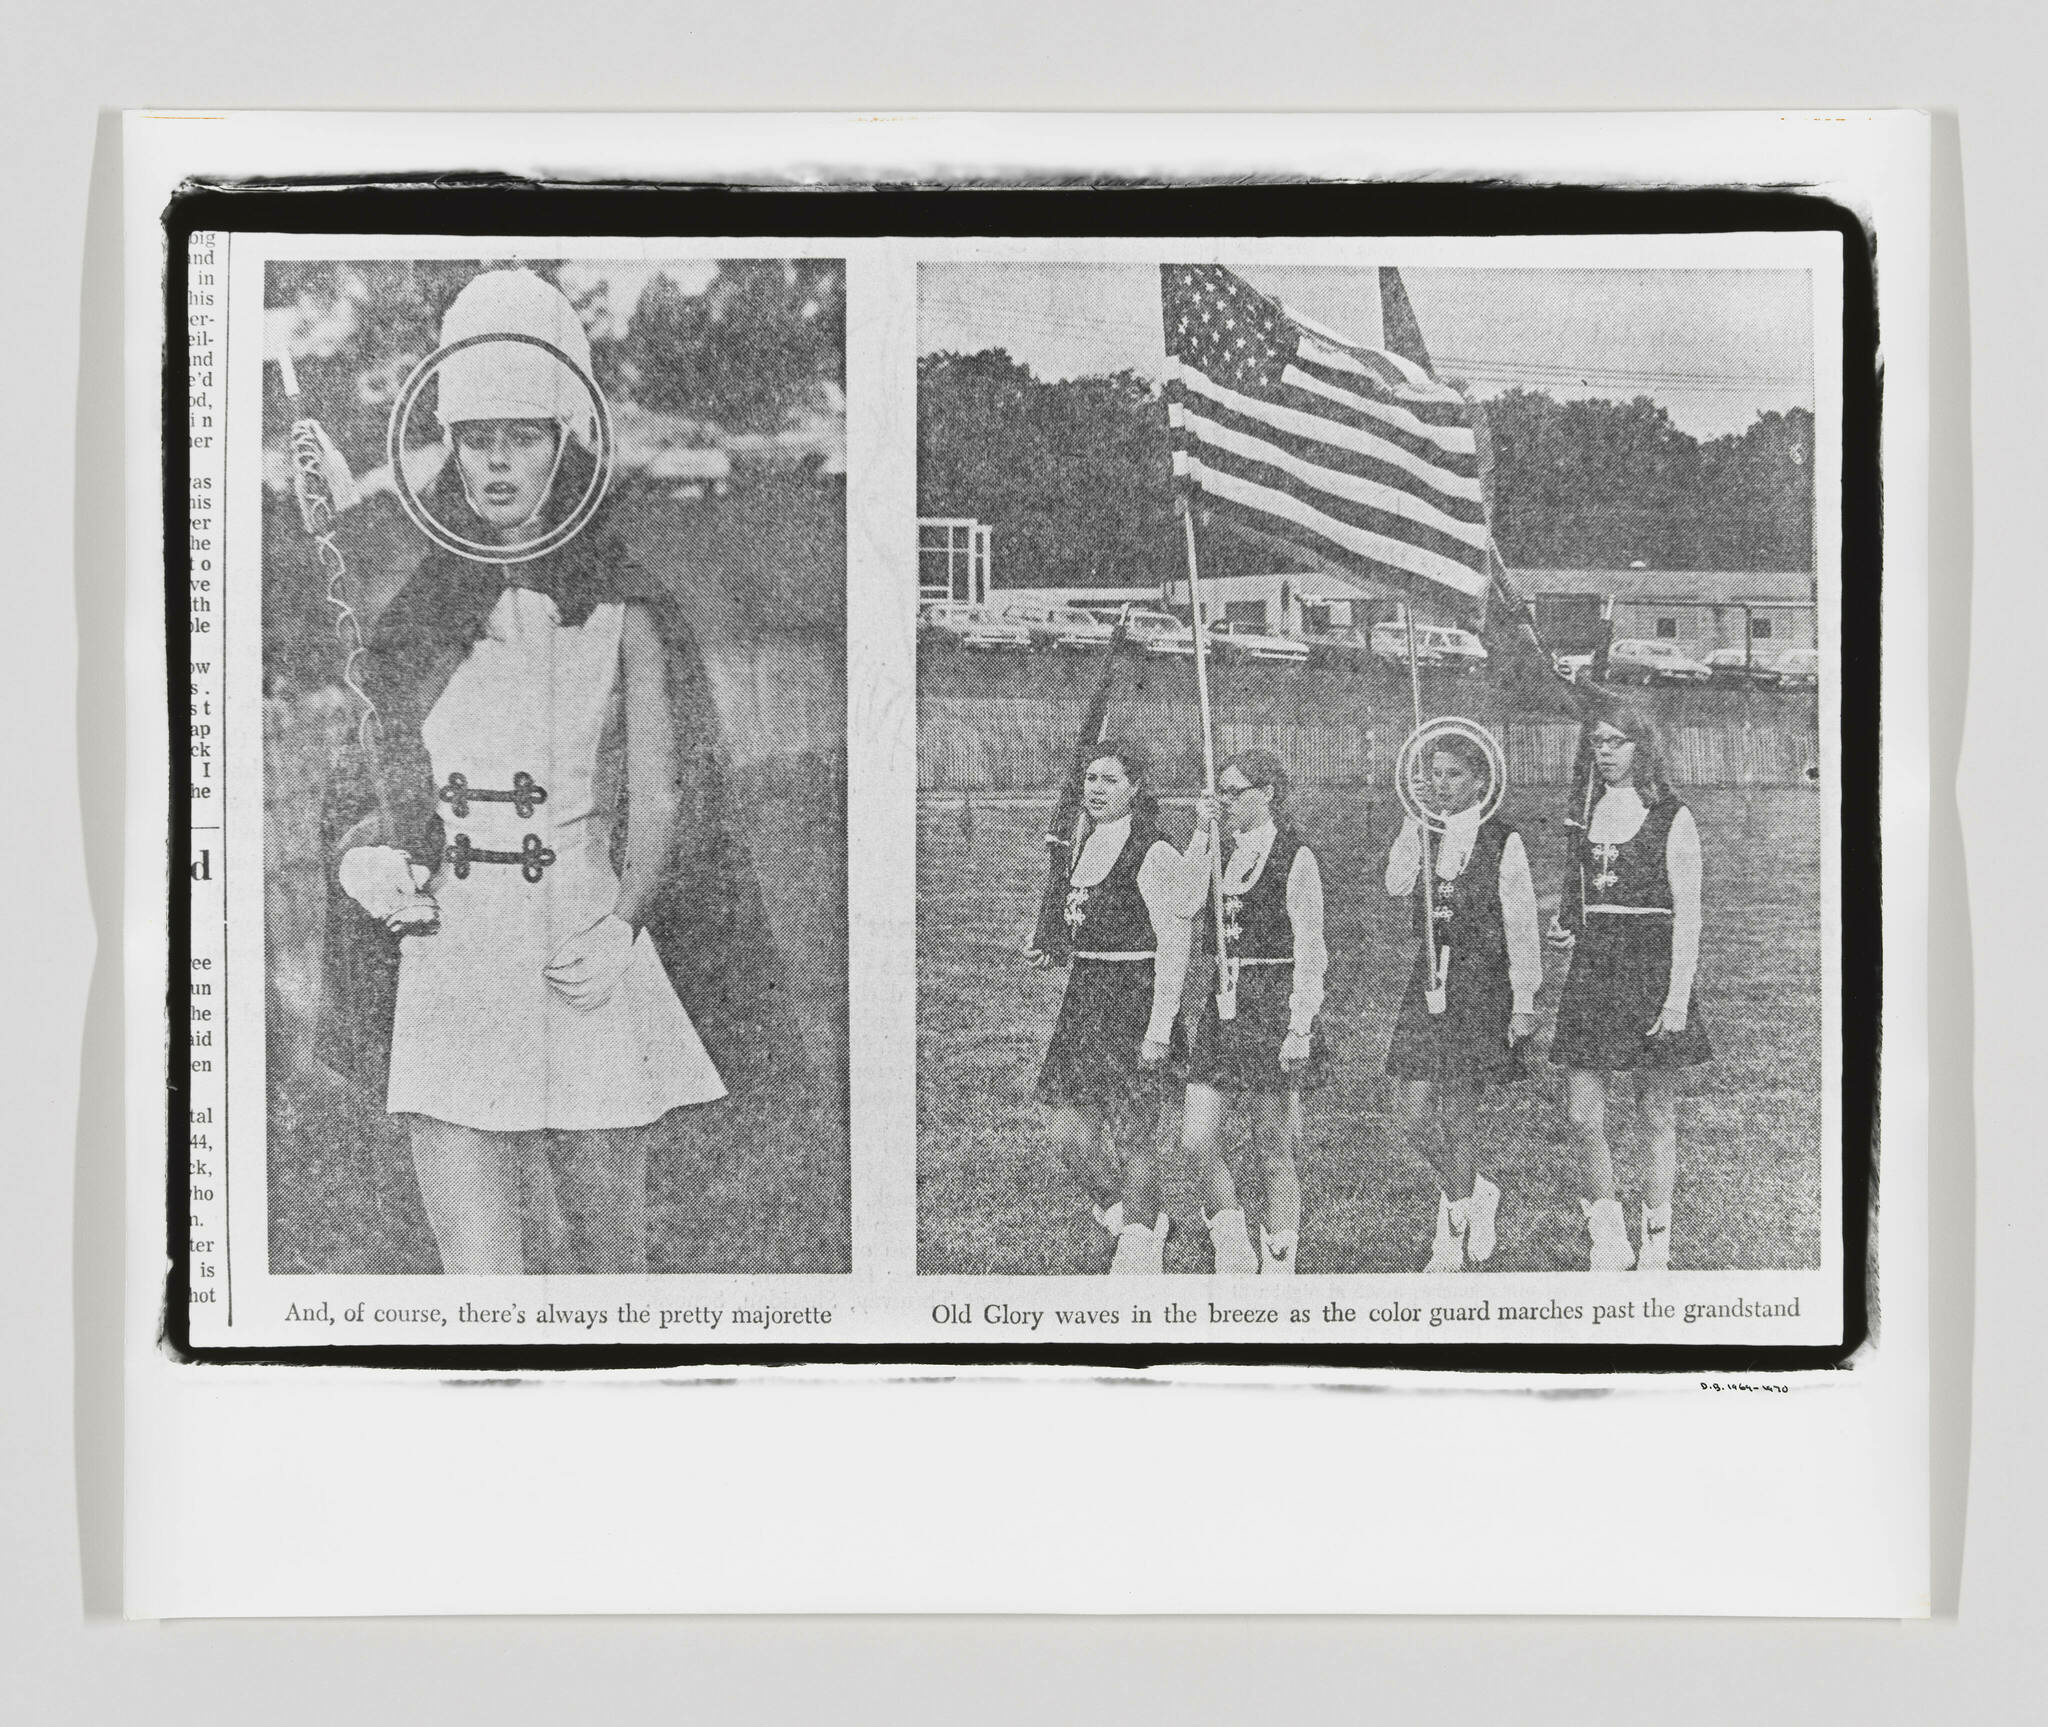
[1089,812,1132,842]
[1231,817,1276,851]
[1442,801,1484,839]
[1588,782,1649,842]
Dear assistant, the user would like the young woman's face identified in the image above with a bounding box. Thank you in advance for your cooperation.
[1215,766,1272,833]
[1427,750,1482,815]
[452,418,560,536]
[1591,722,1638,786]
[1083,755,1139,823]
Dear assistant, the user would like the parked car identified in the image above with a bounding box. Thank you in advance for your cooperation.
[1370,621,1488,674]
[1605,637,1713,685]
[1552,649,1596,683]
[1116,608,1197,658]
[1205,619,1312,666]
[1762,646,1819,690]
[997,601,1120,652]
[1304,629,1375,670]
[1703,646,1776,687]
[918,602,1036,653]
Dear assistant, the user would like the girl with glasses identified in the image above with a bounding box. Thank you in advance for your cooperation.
[1546,695,1713,1271]
[1174,751,1328,1275]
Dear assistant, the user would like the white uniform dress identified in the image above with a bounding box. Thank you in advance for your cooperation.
[385,586,727,1131]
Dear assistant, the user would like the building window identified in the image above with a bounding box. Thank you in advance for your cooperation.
[1751,616,1773,640]
[1656,617,1677,639]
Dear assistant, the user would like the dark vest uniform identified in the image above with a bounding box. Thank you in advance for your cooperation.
[1066,816,1161,956]
[1382,815,1524,1085]
[1568,795,1680,924]
[1177,825,1331,1094]
[1037,814,1169,1118]
[1551,792,1713,1073]
[1199,827,1303,961]
[1414,817,1515,965]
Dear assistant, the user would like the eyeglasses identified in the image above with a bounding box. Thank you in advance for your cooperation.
[1217,781,1257,798]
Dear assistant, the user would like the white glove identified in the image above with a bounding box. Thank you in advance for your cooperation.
[543,914,636,1012]
[338,846,432,922]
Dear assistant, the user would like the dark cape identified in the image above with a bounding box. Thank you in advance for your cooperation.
[311,478,806,1109]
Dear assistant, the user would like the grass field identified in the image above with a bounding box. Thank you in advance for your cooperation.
[916,785,1825,1276]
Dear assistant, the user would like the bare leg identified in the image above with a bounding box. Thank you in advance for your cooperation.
[1565,1070,1617,1202]
[1635,1071,1680,1210]
[1118,1116,1163,1227]
[522,1140,576,1275]
[543,1124,655,1275]
[1251,1091,1302,1236]
[1438,1077,1481,1201]
[1044,1104,1121,1211]
[407,1117,527,1274]
[1181,1083,1236,1216]
[1397,1080,1447,1189]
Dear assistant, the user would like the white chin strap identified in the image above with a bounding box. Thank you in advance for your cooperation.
[449,420,573,535]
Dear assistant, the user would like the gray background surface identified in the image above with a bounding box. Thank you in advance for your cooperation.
[10,2,2008,1716]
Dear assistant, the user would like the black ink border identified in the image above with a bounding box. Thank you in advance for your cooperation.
[162,179,1879,1374]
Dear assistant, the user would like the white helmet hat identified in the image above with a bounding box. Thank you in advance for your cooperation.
[434,268,598,447]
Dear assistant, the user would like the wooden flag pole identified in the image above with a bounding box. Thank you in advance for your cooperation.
[1180,500,1236,1019]
[1403,605,1448,1014]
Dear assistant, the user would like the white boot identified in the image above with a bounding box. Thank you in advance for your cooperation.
[1260,1228,1299,1275]
[1582,1197,1636,1272]
[1424,1193,1467,1272]
[1109,1212,1169,1276]
[1466,1175,1501,1265]
[1205,1208,1260,1275]
[1637,1203,1672,1271]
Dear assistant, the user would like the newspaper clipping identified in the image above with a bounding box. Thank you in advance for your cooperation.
[179,225,1850,1355]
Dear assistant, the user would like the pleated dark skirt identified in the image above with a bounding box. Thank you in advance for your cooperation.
[1036,958,1166,1121]
[1549,915,1712,1072]
[1175,964,1329,1094]
[1383,942,1527,1086]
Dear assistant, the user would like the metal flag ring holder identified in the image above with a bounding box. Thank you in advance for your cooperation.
[1395,714,1507,834]
[387,331,614,566]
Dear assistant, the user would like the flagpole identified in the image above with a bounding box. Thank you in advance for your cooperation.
[1180,499,1236,1019]
[1403,604,1447,1012]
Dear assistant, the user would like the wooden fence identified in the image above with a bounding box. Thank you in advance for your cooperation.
[918,695,1818,792]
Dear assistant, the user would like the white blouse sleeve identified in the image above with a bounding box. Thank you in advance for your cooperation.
[1139,840,1194,1046]
[1286,847,1328,1035]
[1664,805,1704,1012]
[1496,832,1544,1016]
[1385,817,1423,895]
[1170,822,1221,919]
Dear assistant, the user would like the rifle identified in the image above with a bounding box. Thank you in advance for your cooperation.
[1028,605,1134,963]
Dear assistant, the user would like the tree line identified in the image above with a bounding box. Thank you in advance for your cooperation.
[916,349,1815,591]
[265,256,845,477]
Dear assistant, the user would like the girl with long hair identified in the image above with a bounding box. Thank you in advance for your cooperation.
[1027,740,1193,1274]
[1547,694,1712,1271]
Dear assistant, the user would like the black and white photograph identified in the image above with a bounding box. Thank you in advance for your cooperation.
[254,250,850,1278]
[915,252,1835,1292]
[121,114,1929,1625]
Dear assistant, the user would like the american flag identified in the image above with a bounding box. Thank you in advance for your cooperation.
[1161,264,1490,612]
